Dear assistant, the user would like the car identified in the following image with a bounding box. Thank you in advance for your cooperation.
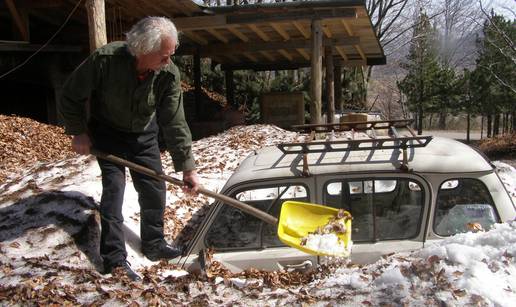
[176,119,515,273]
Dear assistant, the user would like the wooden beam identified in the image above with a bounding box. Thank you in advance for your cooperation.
[86,0,107,52]
[206,28,229,43]
[270,23,290,40]
[355,45,366,61]
[10,0,62,9]
[278,49,293,61]
[243,52,258,62]
[173,8,356,31]
[340,19,365,62]
[323,25,332,38]
[248,24,270,41]
[310,19,323,125]
[177,35,360,56]
[220,56,368,71]
[227,26,249,42]
[225,54,240,63]
[334,65,342,112]
[341,20,353,36]
[325,46,335,124]
[0,42,82,52]
[5,0,29,41]
[292,21,310,39]
[183,30,208,45]
[174,8,357,31]
[297,48,310,60]
[226,8,356,25]
[174,15,227,31]
[336,46,348,61]
[260,51,275,61]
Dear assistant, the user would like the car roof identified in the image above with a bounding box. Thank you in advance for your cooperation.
[224,136,494,188]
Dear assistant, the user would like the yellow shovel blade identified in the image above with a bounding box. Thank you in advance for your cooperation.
[277,200,352,257]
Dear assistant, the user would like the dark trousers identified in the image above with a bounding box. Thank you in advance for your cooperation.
[90,119,166,267]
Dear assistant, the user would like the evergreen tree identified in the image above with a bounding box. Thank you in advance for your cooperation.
[398,10,441,134]
[471,13,516,135]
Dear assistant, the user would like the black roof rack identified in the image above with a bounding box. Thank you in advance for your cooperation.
[277,135,433,154]
[277,119,433,174]
[291,119,415,133]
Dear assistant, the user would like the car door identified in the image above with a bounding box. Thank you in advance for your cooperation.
[180,181,318,273]
[319,174,430,264]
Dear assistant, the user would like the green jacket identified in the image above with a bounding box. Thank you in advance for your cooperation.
[59,41,195,172]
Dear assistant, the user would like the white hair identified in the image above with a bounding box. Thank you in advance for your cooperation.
[126,17,179,56]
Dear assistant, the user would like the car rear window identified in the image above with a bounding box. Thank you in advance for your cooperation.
[324,178,425,242]
[205,184,308,250]
[434,178,499,236]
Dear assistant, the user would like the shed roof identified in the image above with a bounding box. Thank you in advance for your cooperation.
[174,0,386,70]
[1,0,385,70]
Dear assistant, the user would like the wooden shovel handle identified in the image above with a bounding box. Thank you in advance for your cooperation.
[90,149,278,225]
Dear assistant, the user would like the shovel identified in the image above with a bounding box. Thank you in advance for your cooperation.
[90,149,351,257]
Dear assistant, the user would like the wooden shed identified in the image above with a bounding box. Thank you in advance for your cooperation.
[0,0,385,126]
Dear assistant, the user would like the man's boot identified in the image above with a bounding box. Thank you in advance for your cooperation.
[140,208,183,261]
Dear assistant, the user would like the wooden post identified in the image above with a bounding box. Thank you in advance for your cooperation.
[325,46,335,124]
[86,0,107,52]
[194,51,202,120]
[310,19,323,125]
[334,65,342,115]
[225,70,235,108]
[5,0,29,41]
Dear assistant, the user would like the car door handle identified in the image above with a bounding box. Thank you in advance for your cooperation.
[278,260,313,272]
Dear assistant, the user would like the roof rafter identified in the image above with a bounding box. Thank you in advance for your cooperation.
[177,35,360,57]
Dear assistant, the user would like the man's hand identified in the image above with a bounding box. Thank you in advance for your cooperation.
[72,133,92,155]
[182,169,200,195]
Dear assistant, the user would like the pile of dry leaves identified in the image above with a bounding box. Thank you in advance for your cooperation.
[0,115,74,184]
[477,133,516,159]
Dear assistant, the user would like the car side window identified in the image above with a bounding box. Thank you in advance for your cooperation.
[324,178,425,242]
[434,178,499,236]
[204,185,308,250]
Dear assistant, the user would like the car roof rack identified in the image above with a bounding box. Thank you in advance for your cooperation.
[290,119,416,133]
[277,119,433,175]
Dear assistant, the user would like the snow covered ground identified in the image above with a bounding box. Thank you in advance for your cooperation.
[0,125,515,306]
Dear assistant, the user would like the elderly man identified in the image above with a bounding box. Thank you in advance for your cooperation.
[59,17,199,281]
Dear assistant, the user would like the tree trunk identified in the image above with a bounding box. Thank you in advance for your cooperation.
[493,113,500,136]
[512,111,515,133]
[503,112,509,133]
[438,112,446,130]
[480,115,484,139]
[466,112,471,143]
[417,106,423,135]
[487,114,492,138]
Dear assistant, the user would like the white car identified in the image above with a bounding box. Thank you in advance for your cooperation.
[176,120,515,273]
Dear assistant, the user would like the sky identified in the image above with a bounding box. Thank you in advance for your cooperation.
[0,124,515,305]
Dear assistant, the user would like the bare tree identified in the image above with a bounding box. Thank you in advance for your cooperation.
[436,0,484,68]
